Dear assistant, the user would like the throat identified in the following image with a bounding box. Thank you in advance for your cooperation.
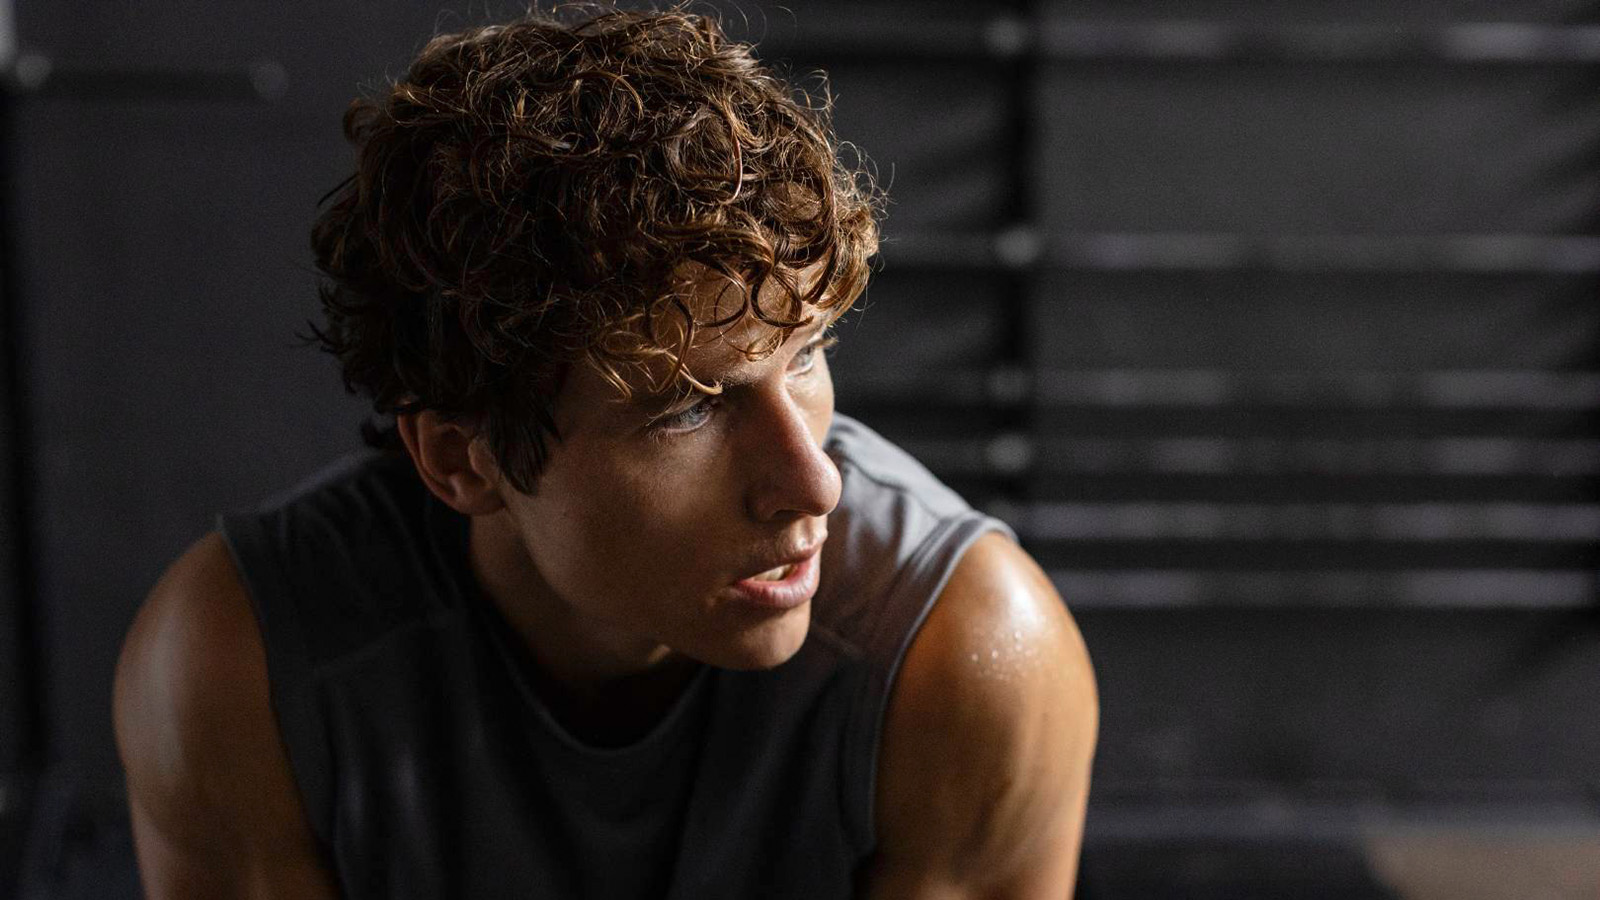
[530,654,705,748]
[464,511,704,748]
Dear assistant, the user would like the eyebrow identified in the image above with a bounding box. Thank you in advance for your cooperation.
[630,316,836,409]
[715,315,835,387]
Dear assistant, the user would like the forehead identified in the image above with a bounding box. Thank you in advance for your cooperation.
[562,265,838,416]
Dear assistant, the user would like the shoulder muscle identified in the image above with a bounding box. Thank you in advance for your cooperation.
[114,531,336,898]
[866,531,1097,898]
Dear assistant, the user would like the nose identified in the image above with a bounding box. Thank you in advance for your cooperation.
[745,392,842,523]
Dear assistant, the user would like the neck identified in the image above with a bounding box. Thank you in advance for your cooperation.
[466,510,703,746]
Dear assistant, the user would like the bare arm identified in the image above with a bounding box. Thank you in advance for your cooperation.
[861,532,1098,899]
[114,532,340,899]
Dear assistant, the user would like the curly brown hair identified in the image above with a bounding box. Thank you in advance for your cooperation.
[307,6,880,493]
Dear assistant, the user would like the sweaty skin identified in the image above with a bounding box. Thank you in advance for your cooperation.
[114,288,1097,897]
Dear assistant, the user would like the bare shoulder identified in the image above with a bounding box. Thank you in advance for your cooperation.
[114,532,336,897]
[116,531,270,822]
[864,531,1098,898]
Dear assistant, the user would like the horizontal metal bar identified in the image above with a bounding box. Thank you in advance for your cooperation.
[1040,370,1600,410]
[880,231,1600,274]
[1085,794,1600,842]
[998,502,1600,542]
[759,18,1004,60]
[1040,539,1594,568]
[759,19,1600,65]
[1090,777,1596,806]
[3,53,284,101]
[1029,474,1600,505]
[899,435,1600,477]
[842,369,1600,410]
[1041,22,1600,65]
[1045,437,1600,477]
[1046,569,1598,608]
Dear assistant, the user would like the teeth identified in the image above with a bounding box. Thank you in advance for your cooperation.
[752,564,792,582]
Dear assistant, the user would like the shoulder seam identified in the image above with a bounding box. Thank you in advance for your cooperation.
[835,456,948,523]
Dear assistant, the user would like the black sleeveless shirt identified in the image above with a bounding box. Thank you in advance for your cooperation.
[217,414,1011,898]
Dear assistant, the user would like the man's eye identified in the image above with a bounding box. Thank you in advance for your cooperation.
[653,397,717,433]
[790,335,838,375]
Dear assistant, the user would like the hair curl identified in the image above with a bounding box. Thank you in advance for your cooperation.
[307,6,880,493]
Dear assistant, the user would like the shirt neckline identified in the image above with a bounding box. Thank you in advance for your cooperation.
[420,484,715,763]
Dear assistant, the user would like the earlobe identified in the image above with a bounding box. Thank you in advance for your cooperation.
[395,411,506,516]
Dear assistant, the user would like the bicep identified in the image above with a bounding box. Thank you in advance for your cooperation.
[116,532,340,899]
[863,532,1097,900]
[128,797,339,900]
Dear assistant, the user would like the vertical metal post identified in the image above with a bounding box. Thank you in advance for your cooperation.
[991,2,1041,512]
[0,0,42,813]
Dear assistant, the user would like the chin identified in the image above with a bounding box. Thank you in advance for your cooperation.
[716,604,812,670]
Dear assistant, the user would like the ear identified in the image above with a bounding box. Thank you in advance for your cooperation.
[395,410,506,516]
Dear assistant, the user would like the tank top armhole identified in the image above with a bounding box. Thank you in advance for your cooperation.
[214,511,337,855]
[839,513,1016,859]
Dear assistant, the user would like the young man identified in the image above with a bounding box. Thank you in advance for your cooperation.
[114,9,1096,898]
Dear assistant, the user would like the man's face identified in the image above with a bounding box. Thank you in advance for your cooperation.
[494,292,842,672]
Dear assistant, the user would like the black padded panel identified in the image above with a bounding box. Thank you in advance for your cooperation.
[1079,607,1600,791]
[12,96,370,795]
[1031,272,1600,370]
[1036,66,1600,235]
[8,1,526,795]
[823,61,1012,233]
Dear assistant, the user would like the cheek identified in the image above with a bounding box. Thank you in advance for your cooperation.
[522,453,728,604]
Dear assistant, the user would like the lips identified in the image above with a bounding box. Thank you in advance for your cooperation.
[737,530,826,581]
[726,537,825,611]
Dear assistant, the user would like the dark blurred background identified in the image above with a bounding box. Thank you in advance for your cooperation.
[2,1,1598,898]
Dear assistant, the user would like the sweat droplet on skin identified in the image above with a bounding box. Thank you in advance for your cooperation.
[969,621,1055,684]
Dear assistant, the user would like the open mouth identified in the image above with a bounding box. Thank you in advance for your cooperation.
[746,563,796,583]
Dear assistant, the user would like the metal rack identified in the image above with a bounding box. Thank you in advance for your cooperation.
[879,231,1600,273]
[761,9,1600,613]
[761,16,1600,65]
